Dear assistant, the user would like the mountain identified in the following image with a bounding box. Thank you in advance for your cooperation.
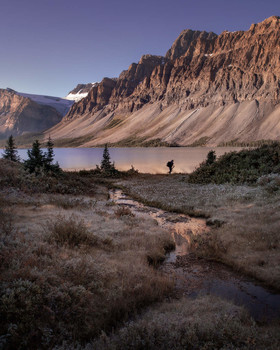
[65,83,98,102]
[0,89,63,138]
[17,91,74,116]
[48,16,280,146]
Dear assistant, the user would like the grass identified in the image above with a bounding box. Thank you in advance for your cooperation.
[0,162,174,348]
[187,136,211,147]
[114,206,135,218]
[115,174,280,290]
[218,139,278,147]
[99,136,179,147]
[85,295,280,350]
[45,215,99,247]
[0,132,43,148]
[49,194,97,209]
[1,157,280,349]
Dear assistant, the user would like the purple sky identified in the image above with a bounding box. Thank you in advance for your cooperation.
[0,0,279,97]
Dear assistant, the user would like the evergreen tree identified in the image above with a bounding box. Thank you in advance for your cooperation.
[45,136,54,168]
[206,150,216,166]
[100,144,115,173]
[2,135,19,162]
[43,136,61,174]
[24,140,45,174]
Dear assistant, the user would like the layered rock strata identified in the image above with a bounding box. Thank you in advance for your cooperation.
[48,16,280,146]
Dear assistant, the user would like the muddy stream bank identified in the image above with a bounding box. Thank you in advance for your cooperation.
[110,189,280,322]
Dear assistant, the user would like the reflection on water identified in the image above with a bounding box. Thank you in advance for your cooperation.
[14,147,243,174]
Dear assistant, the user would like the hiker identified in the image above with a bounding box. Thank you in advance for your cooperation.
[166,160,174,174]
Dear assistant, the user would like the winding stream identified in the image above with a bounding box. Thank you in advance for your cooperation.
[110,189,280,322]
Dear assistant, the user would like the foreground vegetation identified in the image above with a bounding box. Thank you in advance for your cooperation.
[189,143,280,184]
[0,160,173,349]
[1,142,280,349]
[116,173,280,290]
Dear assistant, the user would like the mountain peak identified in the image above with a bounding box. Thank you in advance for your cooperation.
[165,29,217,60]
[47,16,280,147]
[250,15,280,31]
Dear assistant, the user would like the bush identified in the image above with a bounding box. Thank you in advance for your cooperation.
[114,206,135,218]
[0,279,45,349]
[257,174,280,193]
[45,216,98,247]
[189,143,280,184]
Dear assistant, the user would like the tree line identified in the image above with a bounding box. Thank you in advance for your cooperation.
[2,135,60,175]
[2,136,119,176]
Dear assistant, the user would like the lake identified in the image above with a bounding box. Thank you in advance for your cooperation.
[11,147,243,174]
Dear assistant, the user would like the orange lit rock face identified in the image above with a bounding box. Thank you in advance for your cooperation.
[51,16,280,146]
[0,89,62,137]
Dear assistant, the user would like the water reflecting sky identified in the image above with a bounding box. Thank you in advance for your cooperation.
[12,147,243,174]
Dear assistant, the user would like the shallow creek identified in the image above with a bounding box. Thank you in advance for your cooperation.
[110,189,280,322]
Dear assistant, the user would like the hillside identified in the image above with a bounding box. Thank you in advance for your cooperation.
[0,89,63,138]
[47,16,280,147]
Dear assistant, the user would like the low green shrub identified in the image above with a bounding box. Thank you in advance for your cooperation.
[189,143,280,184]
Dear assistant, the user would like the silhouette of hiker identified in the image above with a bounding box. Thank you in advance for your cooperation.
[166,160,174,174]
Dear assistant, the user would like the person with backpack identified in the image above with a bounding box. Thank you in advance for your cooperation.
[166,160,174,174]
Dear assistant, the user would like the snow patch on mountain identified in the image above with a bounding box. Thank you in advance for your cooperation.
[66,91,89,102]
[65,82,98,102]
[17,92,74,116]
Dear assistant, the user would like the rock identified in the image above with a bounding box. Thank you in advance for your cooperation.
[0,89,63,137]
[48,16,280,147]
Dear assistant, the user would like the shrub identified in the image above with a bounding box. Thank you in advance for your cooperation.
[45,216,98,247]
[0,279,45,349]
[49,195,96,210]
[257,173,280,193]
[189,143,280,184]
[205,150,216,165]
[114,206,135,218]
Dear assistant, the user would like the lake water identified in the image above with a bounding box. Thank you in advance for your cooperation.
[13,147,243,174]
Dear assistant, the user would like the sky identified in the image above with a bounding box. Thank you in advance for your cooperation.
[0,0,279,97]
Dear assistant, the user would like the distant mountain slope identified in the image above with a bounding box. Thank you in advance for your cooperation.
[0,89,63,138]
[48,16,280,146]
[16,90,74,116]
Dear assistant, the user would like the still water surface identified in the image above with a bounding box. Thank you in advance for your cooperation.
[15,147,243,174]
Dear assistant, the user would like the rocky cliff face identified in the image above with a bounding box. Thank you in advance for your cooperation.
[49,16,280,146]
[0,89,63,138]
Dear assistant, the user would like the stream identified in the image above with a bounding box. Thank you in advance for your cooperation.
[110,189,280,322]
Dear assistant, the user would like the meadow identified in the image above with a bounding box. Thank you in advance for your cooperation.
[1,148,280,349]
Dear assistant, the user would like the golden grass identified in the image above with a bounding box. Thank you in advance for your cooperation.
[116,174,280,289]
[1,162,280,349]
[89,295,280,350]
[0,187,174,348]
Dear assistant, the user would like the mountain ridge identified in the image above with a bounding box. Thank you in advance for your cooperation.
[0,89,64,138]
[45,16,280,146]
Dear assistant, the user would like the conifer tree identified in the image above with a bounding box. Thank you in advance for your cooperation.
[24,140,45,174]
[2,135,19,162]
[100,144,115,173]
[44,136,55,171]
[205,150,216,166]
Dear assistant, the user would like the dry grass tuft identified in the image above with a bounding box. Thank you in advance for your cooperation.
[49,195,96,210]
[45,215,98,247]
[114,206,135,218]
